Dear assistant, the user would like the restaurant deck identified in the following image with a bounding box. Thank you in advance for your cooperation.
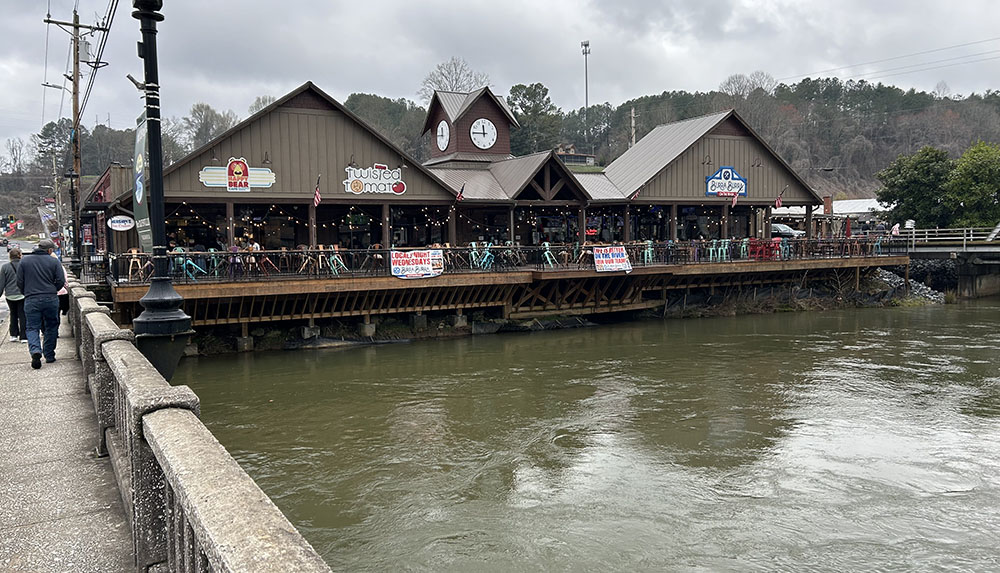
[95,238,910,327]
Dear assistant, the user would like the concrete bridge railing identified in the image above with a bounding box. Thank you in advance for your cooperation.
[66,275,330,572]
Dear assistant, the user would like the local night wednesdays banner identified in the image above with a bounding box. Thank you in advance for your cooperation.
[593,245,633,273]
[391,250,444,279]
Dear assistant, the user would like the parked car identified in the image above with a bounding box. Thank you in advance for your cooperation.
[6,240,19,252]
[771,223,805,238]
[1,237,7,247]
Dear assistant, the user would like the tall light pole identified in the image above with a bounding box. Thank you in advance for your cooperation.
[581,40,590,147]
[131,0,193,382]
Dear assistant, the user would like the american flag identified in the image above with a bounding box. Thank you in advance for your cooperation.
[313,175,322,207]
[456,182,465,201]
[732,192,738,208]
[774,195,782,209]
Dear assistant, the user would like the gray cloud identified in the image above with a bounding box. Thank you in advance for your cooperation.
[2,0,999,147]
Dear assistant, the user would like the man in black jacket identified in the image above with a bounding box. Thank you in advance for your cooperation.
[16,239,66,369]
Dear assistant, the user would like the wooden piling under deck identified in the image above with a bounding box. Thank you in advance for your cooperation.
[111,256,910,327]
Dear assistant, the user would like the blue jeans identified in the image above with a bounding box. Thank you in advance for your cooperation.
[24,295,59,361]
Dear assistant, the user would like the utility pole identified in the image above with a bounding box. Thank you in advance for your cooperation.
[52,155,62,243]
[43,10,107,272]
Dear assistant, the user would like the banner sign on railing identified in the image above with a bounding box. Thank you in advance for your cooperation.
[593,245,633,273]
[391,249,444,279]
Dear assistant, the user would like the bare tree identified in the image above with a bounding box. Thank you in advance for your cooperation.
[181,103,240,150]
[933,81,951,100]
[3,138,26,174]
[248,95,277,115]
[417,57,490,102]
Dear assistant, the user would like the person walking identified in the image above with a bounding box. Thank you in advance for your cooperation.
[16,239,66,369]
[51,251,71,317]
[1,247,28,343]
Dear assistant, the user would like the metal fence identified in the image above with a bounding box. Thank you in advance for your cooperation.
[86,237,909,286]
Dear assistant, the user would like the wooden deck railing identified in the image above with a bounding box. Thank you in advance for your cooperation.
[86,237,910,287]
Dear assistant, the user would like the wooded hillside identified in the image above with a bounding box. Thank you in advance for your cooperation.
[3,74,999,232]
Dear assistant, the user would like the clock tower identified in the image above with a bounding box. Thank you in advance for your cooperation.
[421,87,520,166]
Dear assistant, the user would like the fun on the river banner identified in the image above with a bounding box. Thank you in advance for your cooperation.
[593,245,633,273]
[391,249,444,279]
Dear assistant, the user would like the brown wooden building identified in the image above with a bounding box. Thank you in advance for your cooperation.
[103,82,820,253]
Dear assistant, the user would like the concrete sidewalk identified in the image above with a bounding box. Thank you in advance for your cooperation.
[0,316,133,572]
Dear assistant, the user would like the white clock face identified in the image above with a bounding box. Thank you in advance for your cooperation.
[436,120,450,151]
[470,118,497,150]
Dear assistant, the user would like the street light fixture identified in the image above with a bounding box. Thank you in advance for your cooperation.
[581,40,590,146]
[130,0,193,381]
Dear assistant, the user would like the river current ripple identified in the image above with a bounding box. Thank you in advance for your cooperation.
[178,299,1000,571]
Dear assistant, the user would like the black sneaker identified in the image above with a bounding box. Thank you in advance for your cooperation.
[31,353,42,369]
[45,357,56,363]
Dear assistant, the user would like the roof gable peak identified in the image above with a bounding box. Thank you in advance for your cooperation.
[422,86,519,134]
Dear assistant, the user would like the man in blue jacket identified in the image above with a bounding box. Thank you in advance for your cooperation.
[16,239,66,369]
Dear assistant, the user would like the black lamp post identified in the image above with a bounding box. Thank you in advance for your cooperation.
[131,0,193,381]
[64,168,81,272]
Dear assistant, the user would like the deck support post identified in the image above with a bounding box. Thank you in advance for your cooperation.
[410,312,427,331]
[308,202,317,247]
[670,204,678,240]
[722,204,730,239]
[382,204,391,248]
[449,309,467,327]
[236,321,254,352]
[226,202,235,247]
[508,207,515,244]
[623,205,631,242]
[359,314,375,337]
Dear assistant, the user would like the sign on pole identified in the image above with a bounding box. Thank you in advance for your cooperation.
[133,112,153,252]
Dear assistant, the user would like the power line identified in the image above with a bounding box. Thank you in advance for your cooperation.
[849,48,1000,80]
[775,35,1000,82]
[79,0,118,122]
[862,54,1000,83]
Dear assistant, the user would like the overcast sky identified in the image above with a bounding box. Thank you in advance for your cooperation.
[2,0,999,149]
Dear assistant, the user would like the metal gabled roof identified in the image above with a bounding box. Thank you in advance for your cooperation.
[603,109,732,195]
[422,87,520,134]
[488,151,550,195]
[427,168,507,201]
[574,173,626,202]
[434,91,468,124]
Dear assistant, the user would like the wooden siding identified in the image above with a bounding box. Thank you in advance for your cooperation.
[427,105,455,158]
[638,134,814,204]
[454,97,512,156]
[164,104,454,203]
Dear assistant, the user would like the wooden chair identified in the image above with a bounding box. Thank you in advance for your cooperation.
[126,248,148,282]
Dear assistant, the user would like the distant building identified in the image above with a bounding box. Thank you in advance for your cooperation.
[554,143,596,166]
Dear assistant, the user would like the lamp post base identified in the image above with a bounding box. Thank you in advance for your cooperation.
[132,276,193,382]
